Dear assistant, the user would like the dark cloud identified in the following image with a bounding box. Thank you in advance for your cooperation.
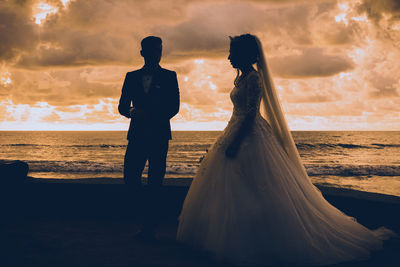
[357,0,400,23]
[158,1,344,61]
[17,31,137,67]
[368,72,399,98]
[156,2,262,58]
[317,23,359,45]
[13,0,228,68]
[8,68,121,106]
[8,0,340,68]
[269,48,355,78]
[311,8,364,46]
[357,0,400,48]
[17,0,145,68]
[0,1,37,61]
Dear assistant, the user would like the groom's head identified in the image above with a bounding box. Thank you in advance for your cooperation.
[140,36,162,66]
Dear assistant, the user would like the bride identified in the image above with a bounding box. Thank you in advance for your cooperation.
[176,34,395,266]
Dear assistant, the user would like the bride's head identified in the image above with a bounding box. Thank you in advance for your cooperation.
[228,34,259,69]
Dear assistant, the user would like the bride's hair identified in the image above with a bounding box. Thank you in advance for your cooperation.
[230,34,259,84]
[229,34,259,65]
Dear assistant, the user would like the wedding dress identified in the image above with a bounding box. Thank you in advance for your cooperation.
[176,67,394,265]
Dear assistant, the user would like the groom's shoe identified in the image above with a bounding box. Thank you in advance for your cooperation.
[134,228,157,242]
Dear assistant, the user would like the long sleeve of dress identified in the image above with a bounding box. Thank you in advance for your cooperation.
[245,72,262,117]
[225,72,262,154]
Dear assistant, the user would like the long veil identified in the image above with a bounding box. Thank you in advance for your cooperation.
[254,36,309,178]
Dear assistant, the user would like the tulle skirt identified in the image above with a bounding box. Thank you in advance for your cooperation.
[177,114,394,266]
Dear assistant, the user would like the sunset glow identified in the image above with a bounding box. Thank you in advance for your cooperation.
[33,3,58,25]
[1,0,400,131]
[1,72,12,86]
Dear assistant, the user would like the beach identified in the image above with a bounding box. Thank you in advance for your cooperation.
[2,131,400,197]
[2,176,400,267]
[2,131,400,266]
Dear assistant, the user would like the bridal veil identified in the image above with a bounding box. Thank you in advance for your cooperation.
[255,35,310,179]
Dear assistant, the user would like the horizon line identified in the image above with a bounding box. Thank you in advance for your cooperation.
[1,130,400,132]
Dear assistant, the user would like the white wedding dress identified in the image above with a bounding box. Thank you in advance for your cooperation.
[177,70,394,266]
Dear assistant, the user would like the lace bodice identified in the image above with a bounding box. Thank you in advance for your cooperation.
[230,70,262,117]
[206,70,265,152]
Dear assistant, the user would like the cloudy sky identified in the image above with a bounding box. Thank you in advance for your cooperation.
[1,0,400,130]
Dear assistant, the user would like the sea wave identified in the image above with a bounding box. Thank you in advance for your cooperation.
[27,160,198,175]
[305,164,400,177]
[1,144,126,148]
[296,143,400,150]
[2,143,208,150]
[3,142,400,150]
[28,160,122,173]
[3,144,51,147]
[70,144,126,148]
[371,143,400,148]
[26,160,400,177]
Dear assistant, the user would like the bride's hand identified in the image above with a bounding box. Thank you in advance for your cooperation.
[225,143,239,158]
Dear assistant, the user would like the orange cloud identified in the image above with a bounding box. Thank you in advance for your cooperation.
[1,0,400,130]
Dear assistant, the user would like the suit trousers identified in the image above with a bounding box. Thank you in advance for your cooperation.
[123,138,169,231]
[123,138,169,188]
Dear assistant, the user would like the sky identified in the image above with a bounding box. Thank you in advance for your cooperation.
[1,0,400,131]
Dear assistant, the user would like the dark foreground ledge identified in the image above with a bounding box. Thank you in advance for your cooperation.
[2,178,400,267]
[3,177,400,231]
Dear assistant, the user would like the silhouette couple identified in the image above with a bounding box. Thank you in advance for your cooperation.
[119,35,394,265]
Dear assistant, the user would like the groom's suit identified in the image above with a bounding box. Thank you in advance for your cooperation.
[119,66,180,142]
[118,65,179,195]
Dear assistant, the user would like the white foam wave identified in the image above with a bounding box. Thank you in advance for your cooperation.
[26,160,400,177]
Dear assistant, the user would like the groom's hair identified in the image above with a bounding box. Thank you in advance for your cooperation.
[141,36,162,51]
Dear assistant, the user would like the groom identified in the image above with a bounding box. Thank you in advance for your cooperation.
[118,36,180,239]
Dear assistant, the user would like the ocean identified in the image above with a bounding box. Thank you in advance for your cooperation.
[1,131,400,197]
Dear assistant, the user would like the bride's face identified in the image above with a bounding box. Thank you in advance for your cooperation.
[228,44,248,69]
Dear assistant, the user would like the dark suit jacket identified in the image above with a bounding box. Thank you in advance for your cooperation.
[118,66,180,141]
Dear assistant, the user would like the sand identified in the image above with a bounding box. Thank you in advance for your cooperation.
[2,177,400,266]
